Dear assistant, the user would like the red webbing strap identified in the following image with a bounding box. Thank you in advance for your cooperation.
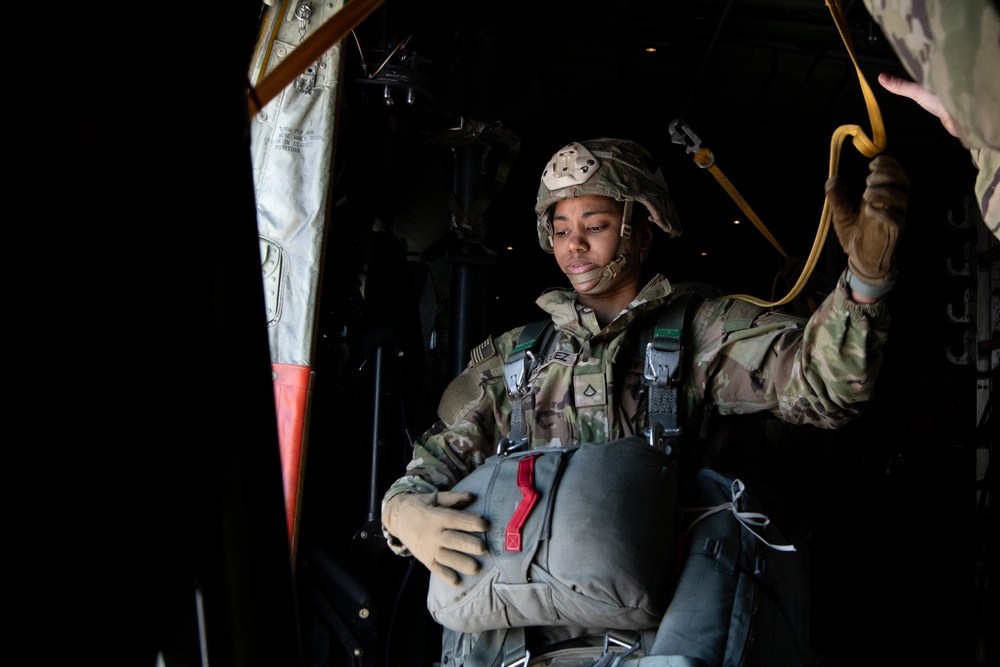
[505,453,541,552]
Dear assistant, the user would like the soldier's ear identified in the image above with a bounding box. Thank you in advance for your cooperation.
[637,216,655,253]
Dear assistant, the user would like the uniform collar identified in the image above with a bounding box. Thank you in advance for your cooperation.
[535,274,675,336]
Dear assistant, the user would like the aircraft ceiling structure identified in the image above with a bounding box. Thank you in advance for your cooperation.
[336,0,971,325]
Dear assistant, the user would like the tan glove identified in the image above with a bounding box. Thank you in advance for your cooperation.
[382,491,489,586]
[826,154,909,299]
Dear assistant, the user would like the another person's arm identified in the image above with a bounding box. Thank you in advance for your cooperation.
[878,72,999,234]
[878,73,963,140]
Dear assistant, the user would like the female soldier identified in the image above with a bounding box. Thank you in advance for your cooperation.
[381,138,908,666]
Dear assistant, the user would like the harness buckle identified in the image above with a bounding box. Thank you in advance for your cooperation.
[501,649,530,667]
[504,350,539,398]
[497,437,529,456]
[645,421,664,449]
[644,421,681,453]
[644,342,681,388]
[603,633,636,655]
[601,632,641,664]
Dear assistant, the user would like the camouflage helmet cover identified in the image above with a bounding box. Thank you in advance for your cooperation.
[534,138,682,253]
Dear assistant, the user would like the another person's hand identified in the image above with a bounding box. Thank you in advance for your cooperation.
[382,491,488,586]
[878,72,962,141]
[826,155,909,301]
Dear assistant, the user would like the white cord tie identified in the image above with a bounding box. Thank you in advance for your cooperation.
[683,478,797,552]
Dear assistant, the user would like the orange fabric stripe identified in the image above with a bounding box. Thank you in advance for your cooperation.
[272,362,313,552]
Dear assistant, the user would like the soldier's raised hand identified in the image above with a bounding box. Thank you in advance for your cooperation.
[826,154,909,300]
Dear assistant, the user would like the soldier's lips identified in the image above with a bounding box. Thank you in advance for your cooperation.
[564,262,596,275]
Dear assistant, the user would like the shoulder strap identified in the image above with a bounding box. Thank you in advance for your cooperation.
[642,291,703,454]
[501,320,555,452]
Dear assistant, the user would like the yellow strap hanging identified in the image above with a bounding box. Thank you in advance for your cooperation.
[676,0,886,309]
[669,121,789,260]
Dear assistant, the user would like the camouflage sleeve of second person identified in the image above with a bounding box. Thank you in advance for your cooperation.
[972,147,999,235]
[862,0,1000,232]
[686,270,890,428]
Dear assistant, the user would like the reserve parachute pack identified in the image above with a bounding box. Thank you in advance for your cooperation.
[427,437,677,633]
[435,466,809,667]
[427,288,810,667]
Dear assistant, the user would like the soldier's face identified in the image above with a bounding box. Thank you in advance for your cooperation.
[552,195,643,292]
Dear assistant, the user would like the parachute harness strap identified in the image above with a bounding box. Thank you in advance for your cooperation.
[672,0,886,309]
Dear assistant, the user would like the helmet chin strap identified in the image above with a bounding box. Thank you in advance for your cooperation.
[568,253,631,294]
[566,200,635,295]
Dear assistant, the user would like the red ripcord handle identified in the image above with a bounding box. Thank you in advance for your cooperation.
[505,454,541,552]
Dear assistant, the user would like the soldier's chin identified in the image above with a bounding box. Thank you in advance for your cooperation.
[569,275,602,294]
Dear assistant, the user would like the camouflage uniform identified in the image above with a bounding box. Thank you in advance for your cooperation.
[382,269,889,555]
[863,0,1000,235]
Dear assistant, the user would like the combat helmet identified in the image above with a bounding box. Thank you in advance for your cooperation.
[535,138,681,251]
[534,138,682,293]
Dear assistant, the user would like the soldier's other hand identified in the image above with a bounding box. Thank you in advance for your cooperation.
[382,491,488,586]
[878,73,963,142]
[826,154,909,299]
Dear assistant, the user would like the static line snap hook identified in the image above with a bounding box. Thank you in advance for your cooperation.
[670,119,716,169]
[669,119,701,153]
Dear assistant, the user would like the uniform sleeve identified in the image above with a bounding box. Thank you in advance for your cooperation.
[380,331,516,554]
[971,147,999,237]
[687,271,890,428]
